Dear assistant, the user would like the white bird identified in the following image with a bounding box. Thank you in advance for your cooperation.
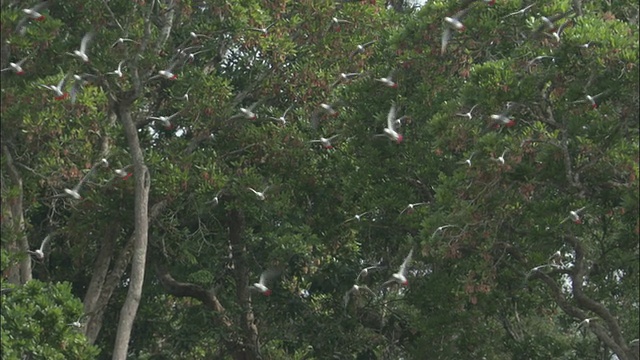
[114,165,133,180]
[153,60,181,81]
[573,91,607,109]
[549,250,564,266]
[375,70,398,88]
[525,264,560,278]
[459,152,475,167]
[503,4,535,18]
[148,110,182,129]
[577,317,598,330]
[376,102,403,143]
[111,37,135,47]
[350,40,376,58]
[63,159,109,199]
[107,61,125,78]
[310,102,342,128]
[1,58,28,75]
[189,32,211,39]
[210,189,224,206]
[400,202,428,215]
[68,32,94,63]
[310,134,340,149]
[381,249,414,288]
[27,234,52,261]
[248,22,276,35]
[237,102,260,120]
[343,211,370,224]
[343,284,376,308]
[526,55,556,70]
[176,87,191,102]
[68,313,90,328]
[430,225,461,239]
[248,186,270,201]
[331,72,362,87]
[69,73,97,104]
[249,269,279,296]
[355,265,385,282]
[442,8,470,55]
[562,207,586,224]
[40,75,69,101]
[268,105,294,126]
[16,2,48,34]
[491,149,508,165]
[331,17,352,26]
[455,104,478,120]
[490,102,519,128]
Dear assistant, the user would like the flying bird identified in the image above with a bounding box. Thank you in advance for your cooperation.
[503,4,535,18]
[380,249,414,288]
[562,206,586,224]
[63,159,109,199]
[16,2,48,34]
[573,91,607,109]
[459,152,475,167]
[248,22,276,35]
[114,165,133,180]
[268,105,294,126]
[236,102,260,120]
[442,8,471,55]
[248,186,270,201]
[400,202,428,215]
[577,317,598,331]
[111,37,135,47]
[375,70,398,88]
[331,72,362,88]
[532,11,574,37]
[344,285,376,308]
[375,102,403,143]
[189,32,211,39]
[349,40,376,59]
[68,32,95,63]
[148,110,182,129]
[355,264,385,283]
[490,102,519,128]
[40,75,70,101]
[27,234,53,261]
[310,134,340,149]
[1,58,29,75]
[249,269,279,296]
[106,60,126,78]
[343,211,371,224]
[430,225,461,239]
[491,149,508,165]
[455,104,479,119]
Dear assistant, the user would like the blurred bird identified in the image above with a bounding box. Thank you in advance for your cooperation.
[562,207,586,224]
[442,8,471,55]
[64,159,109,199]
[375,102,403,143]
[268,105,294,126]
[573,91,607,109]
[148,110,182,129]
[40,75,69,101]
[16,2,49,34]
[375,70,398,88]
[249,269,280,296]
[111,37,135,47]
[106,61,126,78]
[356,264,385,282]
[380,249,414,288]
[344,285,376,308]
[455,104,478,120]
[503,4,535,18]
[68,32,95,63]
[1,58,29,75]
[248,186,270,201]
[248,22,276,36]
[331,72,362,88]
[349,40,376,59]
[400,202,428,215]
[310,134,340,149]
[491,149,508,165]
[27,234,52,261]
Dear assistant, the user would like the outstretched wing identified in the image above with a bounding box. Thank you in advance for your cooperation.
[259,268,280,286]
[39,234,53,253]
[387,103,397,130]
[398,249,413,276]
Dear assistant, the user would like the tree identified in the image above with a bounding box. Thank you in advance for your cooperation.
[1,0,637,359]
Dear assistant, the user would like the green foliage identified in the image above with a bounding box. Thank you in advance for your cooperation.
[1,281,100,360]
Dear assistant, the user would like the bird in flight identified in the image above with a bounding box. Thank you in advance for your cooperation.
[561,207,587,224]
[40,75,70,101]
[455,104,478,120]
[349,40,376,59]
[249,269,280,296]
[1,57,29,75]
[148,110,182,129]
[400,202,428,215]
[68,32,95,63]
[491,149,508,165]
[380,249,414,288]
[27,234,53,261]
[106,60,126,78]
[310,134,340,149]
[375,70,398,88]
[248,22,276,36]
[63,159,109,199]
[573,91,607,109]
[442,8,471,55]
[343,284,376,308]
[355,264,385,283]
[375,102,403,143]
[268,105,294,126]
[248,186,270,201]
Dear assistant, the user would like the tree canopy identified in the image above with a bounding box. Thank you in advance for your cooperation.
[1,0,638,359]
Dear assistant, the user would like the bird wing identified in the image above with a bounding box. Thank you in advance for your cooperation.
[74,160,103,192]
[39,234,52,252]
[453,7,471,20]
[282,105,294,117]
[261,186,270,194]
[327,134,340,142]
[398,249,413,276]
[57,75,68,90]
[441,27,452,55]
[362,40,376,48]
[32,1,49,12]
[259,268,280,286]
[80,32,94,53]
[379,279,396,290]
[387,103,397,130]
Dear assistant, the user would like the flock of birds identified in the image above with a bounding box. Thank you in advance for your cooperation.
[5,1,612,329]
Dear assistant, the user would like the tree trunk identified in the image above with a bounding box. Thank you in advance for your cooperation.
[111,103,151,360]
[2,144,32,284]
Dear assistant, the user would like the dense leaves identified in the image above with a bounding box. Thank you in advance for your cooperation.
[1,0,638,359]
